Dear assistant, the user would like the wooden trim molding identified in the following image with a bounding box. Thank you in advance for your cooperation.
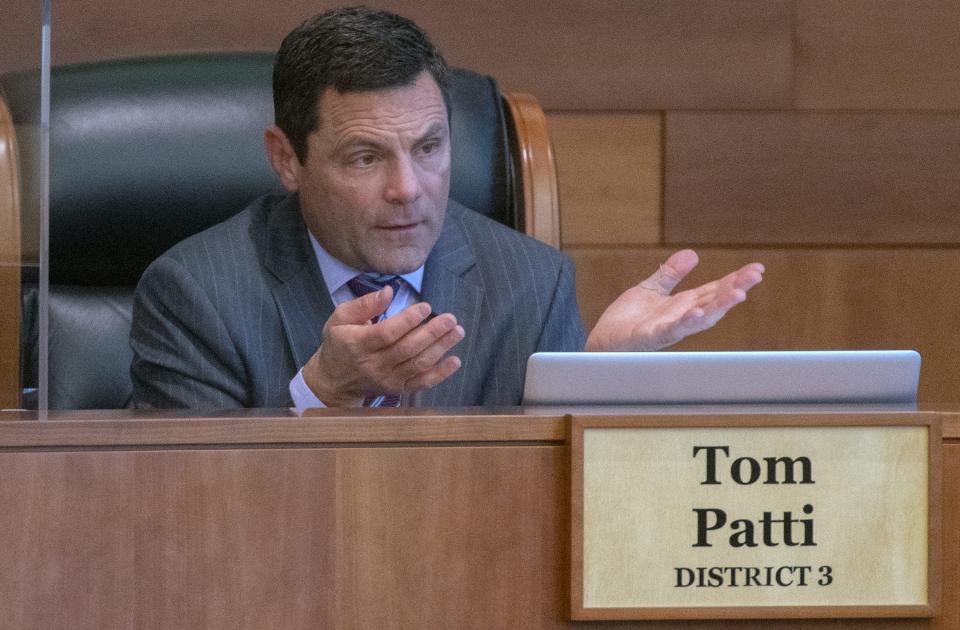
[503,92,561,249]
[0,92,21,409]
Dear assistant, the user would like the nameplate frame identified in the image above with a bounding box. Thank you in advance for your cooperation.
[569,414,942,621]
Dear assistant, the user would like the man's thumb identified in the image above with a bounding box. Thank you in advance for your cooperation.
[641,249,699,295]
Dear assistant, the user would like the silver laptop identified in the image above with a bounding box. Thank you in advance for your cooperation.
[521,350,921,406]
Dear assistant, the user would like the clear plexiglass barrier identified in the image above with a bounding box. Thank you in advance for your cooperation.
[1,1,49,411]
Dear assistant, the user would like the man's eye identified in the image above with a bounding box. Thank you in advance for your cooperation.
[419,141,440,155]
[350,153,378,166]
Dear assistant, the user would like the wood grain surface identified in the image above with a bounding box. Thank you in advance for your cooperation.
[0,445,566,629]
[0,95,20,409]
[12,1,960,111]
[942,444,960,630]
[0,410,955,629]
[796,1,960,109]
[550,113,661,246]
[664,112,960,245]
[0,1,795,111]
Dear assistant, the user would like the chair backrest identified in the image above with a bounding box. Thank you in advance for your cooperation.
[0,52,559,409]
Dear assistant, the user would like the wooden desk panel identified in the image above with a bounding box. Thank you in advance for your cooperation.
[942,443,960,630]
[0,409,955,629]
[0,444,566,629]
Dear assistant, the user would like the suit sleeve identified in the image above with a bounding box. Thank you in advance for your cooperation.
[129,255,249,408]
[534,253,587,353]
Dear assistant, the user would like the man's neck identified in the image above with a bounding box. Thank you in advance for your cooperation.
[306,230,425,297]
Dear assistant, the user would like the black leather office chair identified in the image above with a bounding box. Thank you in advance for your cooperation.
[0,52,559,409]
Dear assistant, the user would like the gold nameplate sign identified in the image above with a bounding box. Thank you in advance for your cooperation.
[570,415,941,620]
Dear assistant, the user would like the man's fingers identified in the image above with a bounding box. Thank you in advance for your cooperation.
[327,285,396,327]
[384,313,460,363]
[661,307,719,347]
[313,297,464,402]
[700,288,747,320]
[688,263,764,308]
[349,309,463,391]
[732,263,765,291]
[676,287,746,339]
[356,301,434,351]
[394,322,465,378]
[404,355,463,392]
[695,281,748,311]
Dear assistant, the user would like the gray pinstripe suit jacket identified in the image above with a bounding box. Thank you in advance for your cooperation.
[130,194,586,408]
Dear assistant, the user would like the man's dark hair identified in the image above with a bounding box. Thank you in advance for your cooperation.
[273,6,450,162]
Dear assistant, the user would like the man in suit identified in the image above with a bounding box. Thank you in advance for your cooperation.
[130,7,763,409]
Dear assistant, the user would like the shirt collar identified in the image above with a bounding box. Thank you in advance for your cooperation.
[307,231,424,295]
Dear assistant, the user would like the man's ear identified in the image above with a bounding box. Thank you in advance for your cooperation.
[264,125,302,192]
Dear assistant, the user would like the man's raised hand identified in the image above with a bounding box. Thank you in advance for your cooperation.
[302,285,464,406]
[584,249,764,352]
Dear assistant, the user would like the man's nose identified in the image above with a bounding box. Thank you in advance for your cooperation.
[383,156,422,205]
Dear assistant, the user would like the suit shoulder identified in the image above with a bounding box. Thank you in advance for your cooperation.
[136,195,286,296]
[148,194,290,268]
[447,200,569,267]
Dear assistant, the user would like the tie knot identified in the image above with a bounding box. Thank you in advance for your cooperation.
[346,273,404,299]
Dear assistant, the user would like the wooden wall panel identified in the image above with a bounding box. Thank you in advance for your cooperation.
[430,0,794,111]
[1,1,794,111]
[569,247,960,404]
[796,1,960,109]
[664,112,960,245]
[0,2,42,74]
[2,1,959,414]
[549,113,661,247]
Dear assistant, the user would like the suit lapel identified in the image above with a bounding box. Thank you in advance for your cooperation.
[417,203,484,407]
[261,195,335,370]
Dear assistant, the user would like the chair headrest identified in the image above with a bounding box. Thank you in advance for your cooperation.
[2,53,514,286]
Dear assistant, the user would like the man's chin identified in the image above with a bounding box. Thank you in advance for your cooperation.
[362,248,430,275]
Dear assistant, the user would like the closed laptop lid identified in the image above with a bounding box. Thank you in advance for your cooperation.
[521,350,921,406]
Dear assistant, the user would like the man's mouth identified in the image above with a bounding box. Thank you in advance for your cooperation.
[378,222,420,232]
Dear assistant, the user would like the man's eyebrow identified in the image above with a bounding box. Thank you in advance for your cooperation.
[416,121,448,141]
[336,121,448,153]
[336,136,384,152]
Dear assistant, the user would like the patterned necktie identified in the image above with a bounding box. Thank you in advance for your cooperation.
[346,273,404,407]
[346,274,404,323]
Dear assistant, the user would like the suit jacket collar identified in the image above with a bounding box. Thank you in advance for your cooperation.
[261,194,335,372]
[262,194,315,282]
